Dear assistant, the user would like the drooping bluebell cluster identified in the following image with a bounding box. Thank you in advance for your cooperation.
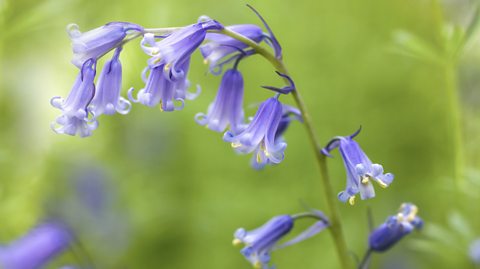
[368,203,423,252]
[321,128,394,205]
[51,13,297,170]
[52,22,144,136]
[128,18,223,111]
[0,221,73,269]
[233,210,328,269]
[46,6,431,269]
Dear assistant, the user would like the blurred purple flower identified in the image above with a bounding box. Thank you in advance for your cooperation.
[89,47,131,116]
[68,22,142,68]
[224,96,287,169]
[321,128,394,205]
[43,164,130,266]
[0,221,72,269]
[50,59,98,137]
[195,69,245,133]
[470,238,480,264]
[369,203,423,252]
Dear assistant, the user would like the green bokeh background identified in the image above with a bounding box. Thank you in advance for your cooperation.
[1,0,480,268]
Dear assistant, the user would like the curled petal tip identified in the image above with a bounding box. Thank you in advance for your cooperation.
[50,96,64,109]
[185,84,201,100]
[350,126,362,139]
[174,98,185,111]
[320,148,333,158]
[127,87,139,103]
[321,138,340,156]
[223,131,235,142]
[198,15,212,23]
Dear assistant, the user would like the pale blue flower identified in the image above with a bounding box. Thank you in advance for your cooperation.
[51,59,98,137]
[224,96,286,168]
[321,128,394,204]
[195,69,245,133]
[89,47,131,116]
[250,105,301,170]
[68,22,142,68]
[234,211,328,269]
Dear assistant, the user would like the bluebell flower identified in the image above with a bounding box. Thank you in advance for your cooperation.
[233,211,328,269]
[369,203,423,252]
[234,215,293,269]
[250,105,301,170]
[200,24,264,72]
[51,59,98,137]
[321,128,394,204]
[141,19,223,80]
[224,96,287,169]
[469,238,480,264]
[128,58,196,111]
[68,22,143,68]
[195,69,245,133]
[89,47,131,116]
[0,221,72,269]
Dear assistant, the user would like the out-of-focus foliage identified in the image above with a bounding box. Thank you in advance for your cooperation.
[1,0,480,268]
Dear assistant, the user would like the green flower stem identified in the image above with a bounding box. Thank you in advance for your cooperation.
[292,212,327,222]
[444,62,464,185]
[143,27,182,35]
[431,0,465,185]
[96,32,143,60]
[358,248,372,269]
[219,28,353,269]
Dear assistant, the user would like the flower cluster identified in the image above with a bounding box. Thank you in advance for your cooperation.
[52,22,143,137]
[128,19,223,111]
[46,6,430,269]
[52,14,298,170]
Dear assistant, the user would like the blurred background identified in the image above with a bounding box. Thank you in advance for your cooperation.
[1,0,480,268]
